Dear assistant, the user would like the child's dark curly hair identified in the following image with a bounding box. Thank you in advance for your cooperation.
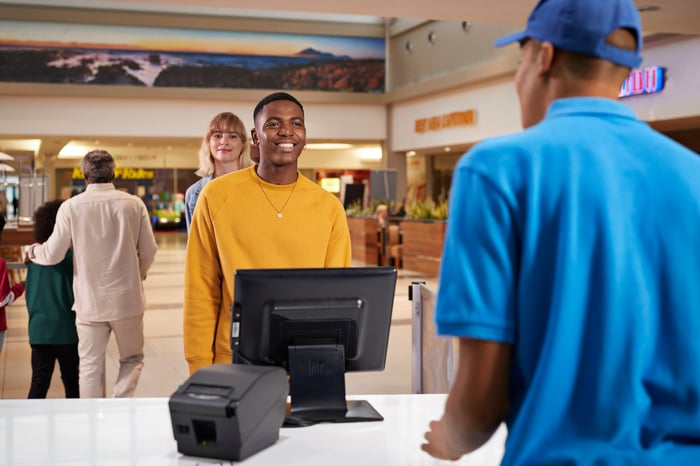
[33,199,64,243]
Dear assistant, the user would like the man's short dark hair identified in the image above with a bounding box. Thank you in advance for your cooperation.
[253,92,304,121]
[81,149,116,183]
[33,199,64,243]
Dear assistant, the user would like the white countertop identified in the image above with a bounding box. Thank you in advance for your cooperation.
[0,394,506,465]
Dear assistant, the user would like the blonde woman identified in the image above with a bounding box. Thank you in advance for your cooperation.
[184,112,251,232]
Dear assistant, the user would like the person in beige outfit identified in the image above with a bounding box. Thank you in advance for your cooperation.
[27,150,157,398]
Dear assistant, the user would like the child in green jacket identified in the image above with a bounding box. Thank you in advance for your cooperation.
[25,200,78,398]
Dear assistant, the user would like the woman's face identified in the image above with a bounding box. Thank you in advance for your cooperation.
[208,129,244,165]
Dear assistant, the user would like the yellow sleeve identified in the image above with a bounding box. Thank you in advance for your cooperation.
[183,189,223,375]
[325,200,352,267]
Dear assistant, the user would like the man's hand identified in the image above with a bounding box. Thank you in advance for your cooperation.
[420,338,512,461]
[421,418,466,461]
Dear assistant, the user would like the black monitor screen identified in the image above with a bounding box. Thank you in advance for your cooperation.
[232,266,397,424]
[343,183,365,209]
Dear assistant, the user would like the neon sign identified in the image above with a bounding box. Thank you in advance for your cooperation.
[619,66,665,98]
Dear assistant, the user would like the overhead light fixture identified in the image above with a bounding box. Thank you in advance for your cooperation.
[406,150,416,157]
[0,152,15,161]
[305,143,353,150]
[0,139,41,156]
[428,31,437,45]
[58,141,97,159]
[357,148,382,161]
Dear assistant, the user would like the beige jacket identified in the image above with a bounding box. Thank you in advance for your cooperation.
[29,183,157,323]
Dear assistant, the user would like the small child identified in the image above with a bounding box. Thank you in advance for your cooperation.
[25,200,79,398]
[0,214,25,354]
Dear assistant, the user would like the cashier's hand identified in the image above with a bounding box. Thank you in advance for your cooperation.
[421,418,464,461]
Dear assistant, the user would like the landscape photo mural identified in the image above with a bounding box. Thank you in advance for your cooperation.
[0,20,386,93]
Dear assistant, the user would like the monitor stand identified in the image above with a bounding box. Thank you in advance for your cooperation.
[287,344,383,423]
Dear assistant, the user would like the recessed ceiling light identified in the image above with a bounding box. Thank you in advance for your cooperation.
[428,31,437,45]
[357,148,382,161]
[58,141,96,159]
[0,139,41,154]
[305,143,353,150]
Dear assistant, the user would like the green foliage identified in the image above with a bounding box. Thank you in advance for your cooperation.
[405,198,448,220]
[345,199,374,217]
[346,198,395,217]
[345,197,447,219]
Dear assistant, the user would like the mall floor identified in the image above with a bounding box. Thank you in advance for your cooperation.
[0,231,439,399]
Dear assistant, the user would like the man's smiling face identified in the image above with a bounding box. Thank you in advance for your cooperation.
[252,99,306,169]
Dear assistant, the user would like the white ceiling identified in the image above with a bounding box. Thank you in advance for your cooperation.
[5,0,699,36]
[0,0,698,166]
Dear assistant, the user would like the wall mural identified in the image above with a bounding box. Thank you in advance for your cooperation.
[0,20,385,93]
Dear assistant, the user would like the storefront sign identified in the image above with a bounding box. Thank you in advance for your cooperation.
[320,177,340,193]
[72,167,155,180]
[415,109,477,133]
[619,66,665,98]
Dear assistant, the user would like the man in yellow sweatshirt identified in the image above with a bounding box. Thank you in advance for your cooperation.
[183,92,352,375]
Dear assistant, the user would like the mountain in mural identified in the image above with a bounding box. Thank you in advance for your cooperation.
[295,47,351,61]
[0,45,385,92]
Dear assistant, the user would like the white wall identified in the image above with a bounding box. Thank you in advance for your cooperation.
[623,37,700,122]
[2,39,697,164]
[390,79,521,153]
[0,95,387,141]
[390,37,700,154]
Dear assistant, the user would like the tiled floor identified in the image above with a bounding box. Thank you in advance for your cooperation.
[0,231,438,399]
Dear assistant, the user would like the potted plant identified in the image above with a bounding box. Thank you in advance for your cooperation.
[400,199,448,276]
[345,200,382,265]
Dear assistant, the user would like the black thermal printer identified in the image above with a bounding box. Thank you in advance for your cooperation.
[169,363,288,461]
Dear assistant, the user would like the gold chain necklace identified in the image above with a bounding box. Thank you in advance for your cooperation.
[256,177,298,219]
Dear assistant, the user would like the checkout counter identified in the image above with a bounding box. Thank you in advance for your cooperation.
[0,394,506,465]
[0,259,508,465]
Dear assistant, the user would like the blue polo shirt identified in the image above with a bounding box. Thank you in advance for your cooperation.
[436,98,700,464]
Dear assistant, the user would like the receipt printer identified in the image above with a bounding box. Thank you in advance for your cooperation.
[169,363,288,461]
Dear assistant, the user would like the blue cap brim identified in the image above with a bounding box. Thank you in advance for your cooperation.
[494,30,528,47]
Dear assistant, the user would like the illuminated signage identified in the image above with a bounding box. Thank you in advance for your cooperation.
[619,66,665,98]
[320,177,341,193]
[72,167,155,180]
[415,109,477,133]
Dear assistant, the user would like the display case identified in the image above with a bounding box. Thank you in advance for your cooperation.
[0,174,47,243]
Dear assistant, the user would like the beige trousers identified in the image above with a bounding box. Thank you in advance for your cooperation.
[76,315,145,398]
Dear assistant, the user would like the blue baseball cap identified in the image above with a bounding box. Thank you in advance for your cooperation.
[494,0,643,68]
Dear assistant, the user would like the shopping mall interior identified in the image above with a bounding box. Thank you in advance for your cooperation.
[0,0,698,219]
[0,0,698,400]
